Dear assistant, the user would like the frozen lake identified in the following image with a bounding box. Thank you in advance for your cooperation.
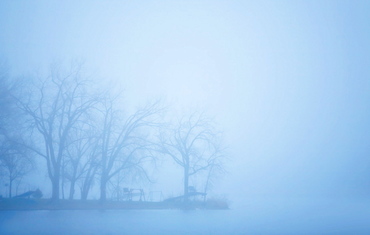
[1,198,370,234]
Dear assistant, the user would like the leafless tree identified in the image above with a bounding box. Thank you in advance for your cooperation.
[16,64,98,201]
[159,112,225,202]
[0,63,33,198]
[78,149,100,200]
[0,62,19,144]
[63,122,100,200]
[0,71,12,136]
[0,138,33,198]
[97,98,162,202]
[202,155,227,196]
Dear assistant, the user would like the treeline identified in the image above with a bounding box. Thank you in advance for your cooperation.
[0,63,226,201]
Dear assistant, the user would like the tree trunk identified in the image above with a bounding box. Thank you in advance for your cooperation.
[51,174,60,201]
[100,174,107,202]
[8,178,13,198]
[81,164,97,200]
[69,180,75,200]
[203,166,213,203]
[81,182,90,200]
[61,174,65,200]
[100,152,108,202]
[183,167,189,203]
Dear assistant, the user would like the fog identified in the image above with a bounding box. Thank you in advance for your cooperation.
[2,200,370,234]
[0,0,370,233]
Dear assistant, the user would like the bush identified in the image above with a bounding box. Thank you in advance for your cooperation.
[32,189,43,199]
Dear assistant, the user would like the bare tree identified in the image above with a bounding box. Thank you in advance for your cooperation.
[76,134,100,201]
[202,155,226,196]
[159,112,225,202]
[0,140,33,198]
[63,125,95,200]
[16,64,98,201]
[0,62,19,146]
[97,98,162,202]
[0,63,33,198]
[78,156,99,200]
[62,120,102,200]
[0,71,13,137]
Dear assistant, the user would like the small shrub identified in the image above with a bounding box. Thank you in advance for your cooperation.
[32,189,43,199]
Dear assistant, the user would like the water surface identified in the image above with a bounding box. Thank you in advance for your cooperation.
[1,198,369,234]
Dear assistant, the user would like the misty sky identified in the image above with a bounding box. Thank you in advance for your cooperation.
[0,1,369,201]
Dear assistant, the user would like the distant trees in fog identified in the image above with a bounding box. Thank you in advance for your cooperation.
[15,64,98,201]
[0,64,33,197]
[0,140,33,198]
[97,97,162,202]
[158,112,225,202]
[0,62,227,201]
[61,120,99,200]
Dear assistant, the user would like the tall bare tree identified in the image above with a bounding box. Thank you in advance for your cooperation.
[159,112,225,202]
[78,150,100,200]
[17,64,98,201]
[97,98,162,202]
[63,123,99,200]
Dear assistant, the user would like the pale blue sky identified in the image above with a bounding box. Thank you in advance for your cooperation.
[0,0,369,200]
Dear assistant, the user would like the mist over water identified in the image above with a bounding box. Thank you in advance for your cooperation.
[0,0,370,234]
[1,198,370,234]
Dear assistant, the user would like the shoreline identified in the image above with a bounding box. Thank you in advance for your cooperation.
[0,198,229,211]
